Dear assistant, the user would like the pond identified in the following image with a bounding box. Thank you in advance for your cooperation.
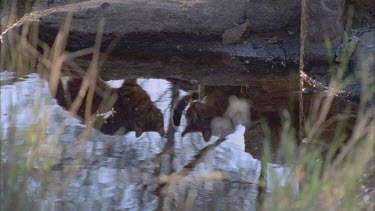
[0,50,363,210]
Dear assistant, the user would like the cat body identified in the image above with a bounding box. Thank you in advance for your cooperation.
[116,79,165,137]
[55,77,164,137]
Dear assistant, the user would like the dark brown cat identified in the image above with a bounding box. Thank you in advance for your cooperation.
[55,77,164,137]
[116,79,165,137]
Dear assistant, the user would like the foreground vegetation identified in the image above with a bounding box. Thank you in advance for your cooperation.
[1,1,374,210]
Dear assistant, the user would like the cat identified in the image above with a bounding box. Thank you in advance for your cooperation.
[54,77,165,137]
[172,85,250,141]
[116,79,165,137]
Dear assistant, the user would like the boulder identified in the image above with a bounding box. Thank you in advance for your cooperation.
[1,0,246,48]
[300,0,347,69]
[351,0,375,18]
[34,0,91,10]
[351,30,375,79]
[222,23,250,45]
[245,0,301,32]
[1,0,302,50]
[350,0,375,29]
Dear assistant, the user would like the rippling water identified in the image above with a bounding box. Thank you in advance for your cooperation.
[1,50,358,211]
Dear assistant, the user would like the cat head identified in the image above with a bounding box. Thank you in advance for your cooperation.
[134,106,165,138]
[181,101,213,142]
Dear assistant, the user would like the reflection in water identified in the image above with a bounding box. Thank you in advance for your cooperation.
[173,86,250,142]
[54,77,164,137]
[1,71,356,210]
[0,71,17,86]
[171,79,301,161]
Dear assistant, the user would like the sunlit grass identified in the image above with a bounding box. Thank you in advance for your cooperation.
[1,1,105,210]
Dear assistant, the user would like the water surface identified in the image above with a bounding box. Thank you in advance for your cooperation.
[0,52,358,210]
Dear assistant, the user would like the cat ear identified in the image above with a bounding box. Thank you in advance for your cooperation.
[202,128,212,142]
[172,97,189,127]
[172,112,182,127]
[135,127,143,138]
[158,128,165,137]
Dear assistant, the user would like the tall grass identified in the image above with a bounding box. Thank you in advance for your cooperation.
[1,1,374,210]
[261,37,375,210]
[1,1,105,210]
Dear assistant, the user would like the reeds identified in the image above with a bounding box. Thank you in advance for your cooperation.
[1,1,374,210]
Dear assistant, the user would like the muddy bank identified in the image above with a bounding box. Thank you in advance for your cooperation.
[1,0,373,63]
[62,49,297,81]
[0,0,372,66]
[0,0,373,102]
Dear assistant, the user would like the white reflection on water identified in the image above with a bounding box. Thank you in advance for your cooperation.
[1,73,298,210]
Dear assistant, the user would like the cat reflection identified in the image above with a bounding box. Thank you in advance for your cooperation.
[172,86,252,141]
[54,77,165,137]
[172,85,287,142]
